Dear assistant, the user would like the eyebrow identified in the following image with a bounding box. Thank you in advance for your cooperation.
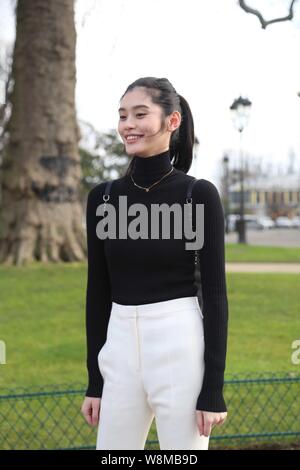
[118,105,150,112]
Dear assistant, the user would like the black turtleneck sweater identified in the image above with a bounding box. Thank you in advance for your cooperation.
[85,149,228,412]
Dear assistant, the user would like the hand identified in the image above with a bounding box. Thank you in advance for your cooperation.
[196,410,227,437]
[81,396,101,427]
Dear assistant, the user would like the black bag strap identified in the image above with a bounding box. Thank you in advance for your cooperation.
[185,177,199,267]
[186,176,198,202]
[102,180,113,212]
[186,178,202,308]
[185,177,198,232]
[104,180,113,198]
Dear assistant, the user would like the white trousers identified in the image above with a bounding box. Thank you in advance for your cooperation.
[96,295,209,450]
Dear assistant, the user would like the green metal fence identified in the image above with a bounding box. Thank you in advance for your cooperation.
[0,371,299,450]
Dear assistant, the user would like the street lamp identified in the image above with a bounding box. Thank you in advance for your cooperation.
[230,96,252,244]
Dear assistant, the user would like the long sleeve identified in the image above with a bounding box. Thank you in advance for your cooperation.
[194,179,229,412]
[85,183,112,397]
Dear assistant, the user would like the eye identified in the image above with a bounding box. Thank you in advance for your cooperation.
[119,113,146,120]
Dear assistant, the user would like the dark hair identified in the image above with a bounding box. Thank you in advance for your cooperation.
[120,77,195,175]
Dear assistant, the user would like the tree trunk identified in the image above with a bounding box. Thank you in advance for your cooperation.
[0,0,86,265]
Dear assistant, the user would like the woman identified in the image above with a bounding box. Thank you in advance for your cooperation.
[81,77,228,450]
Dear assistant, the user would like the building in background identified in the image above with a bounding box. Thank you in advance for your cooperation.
[228,172,300,219]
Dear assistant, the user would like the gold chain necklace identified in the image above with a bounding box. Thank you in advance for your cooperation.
[130,167,174,192]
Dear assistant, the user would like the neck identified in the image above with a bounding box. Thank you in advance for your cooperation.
[130,149,173,187]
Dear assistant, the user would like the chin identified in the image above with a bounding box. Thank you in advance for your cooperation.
[126,145,147,156]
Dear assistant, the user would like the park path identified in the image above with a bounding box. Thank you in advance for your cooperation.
[226,263,300,273]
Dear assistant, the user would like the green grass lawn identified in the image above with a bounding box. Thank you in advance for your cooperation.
[225,243,300,263]
[226,272,300,373]
[0,263,87,390]
[0,261,299,449]
[0,262,299,390]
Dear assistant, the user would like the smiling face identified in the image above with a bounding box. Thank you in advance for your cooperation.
[118,87,181,158]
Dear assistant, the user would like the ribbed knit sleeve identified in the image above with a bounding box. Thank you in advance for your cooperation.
[85,183,112,398]
[194,179,228,412]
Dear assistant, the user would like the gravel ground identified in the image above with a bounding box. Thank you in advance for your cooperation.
[226,263,300,272]
[225,228,300,247]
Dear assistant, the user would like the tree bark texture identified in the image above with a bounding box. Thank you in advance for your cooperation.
[0,0,86,265]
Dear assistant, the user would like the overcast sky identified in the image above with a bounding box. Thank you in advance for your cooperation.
[1,0,300,186]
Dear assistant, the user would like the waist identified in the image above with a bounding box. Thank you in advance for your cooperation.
[111,295,201,318]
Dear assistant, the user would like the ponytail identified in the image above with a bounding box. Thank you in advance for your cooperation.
[170,94,194,173]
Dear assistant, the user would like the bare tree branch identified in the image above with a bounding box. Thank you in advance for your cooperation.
[239,0,297,29]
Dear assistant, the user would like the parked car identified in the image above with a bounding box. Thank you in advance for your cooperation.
[275,216,293,228]
[245,216,260,230]
[290,217,300,228]
[256,216,275,230]
[227,214,261,231]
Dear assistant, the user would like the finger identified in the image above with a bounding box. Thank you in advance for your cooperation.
[217,414,226,425]
[81,404,89,424]
[203,420,212,437]
[197,411,204,435]
[219,417,226,426]
[92,402,100,426]
[84,405,93,426]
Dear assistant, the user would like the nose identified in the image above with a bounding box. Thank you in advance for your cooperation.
[123,115,137,130]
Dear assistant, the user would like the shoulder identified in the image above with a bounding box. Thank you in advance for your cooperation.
[87,181,108,204]
[174,171,222,204]
[87,175,124,198]
[193,178,222,204]
[87,175,128,204]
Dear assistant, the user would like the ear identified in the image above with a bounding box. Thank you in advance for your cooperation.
[168,111,181,132]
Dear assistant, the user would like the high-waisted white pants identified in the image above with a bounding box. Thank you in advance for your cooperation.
[96,295,209,450]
